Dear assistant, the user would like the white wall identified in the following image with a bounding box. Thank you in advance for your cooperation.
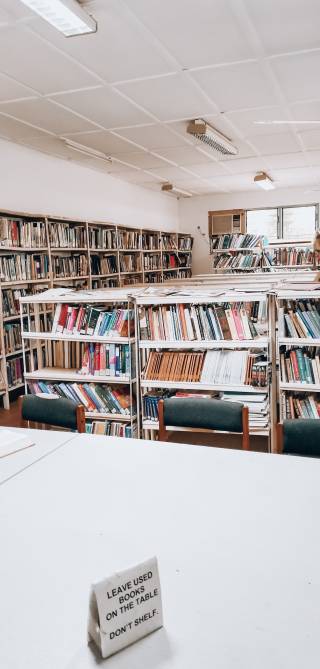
[179,188,320,274]
[0,138,179,231]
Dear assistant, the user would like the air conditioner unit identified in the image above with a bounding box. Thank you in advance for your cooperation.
[208,210,246,236]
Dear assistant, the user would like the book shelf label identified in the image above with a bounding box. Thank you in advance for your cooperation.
[88,556,163,659]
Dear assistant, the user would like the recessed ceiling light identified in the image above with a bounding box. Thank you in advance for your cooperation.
[187,119,238,156]
[161,183,192,198]
[19,0,97,37]
[63,138,112,163]
[254,172,275,191]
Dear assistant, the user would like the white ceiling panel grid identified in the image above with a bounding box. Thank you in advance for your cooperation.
[0,0,319,195]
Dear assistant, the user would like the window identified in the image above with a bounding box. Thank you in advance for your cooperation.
[246,209,278,242]
[247,204,318,241]
[282,206,316,240]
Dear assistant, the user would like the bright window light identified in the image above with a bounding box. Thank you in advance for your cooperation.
[19,0,97,37]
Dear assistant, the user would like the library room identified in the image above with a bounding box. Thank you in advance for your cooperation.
[0,1,320,667]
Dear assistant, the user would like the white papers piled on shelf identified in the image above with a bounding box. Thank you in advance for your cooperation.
[220,392,269,431]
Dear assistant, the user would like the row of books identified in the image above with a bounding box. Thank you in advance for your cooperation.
[119,255,141,273]
[88,227,118,250]
[212,253,262,270]
[0,218,46,248]
[7,356,23,387]
[179,254,192,268]
[141,232,159,250]
[91,255,118,275]
[281,392,320,419]
[2,288,27,317]
[144,273,162,284]
[92,278,119,289]
[138,302,266,342]
[79,343,131,377]
[279,300,320,339]
[118,230,141,250]
[49,223,86,248]
[280,347,320,384]
[51,304,133,337]
[266,248,313,266]
[178,237,193,251]
[210,234,263,251]
[51,255,88,278]
[144,255,161,270]
[143,350,268,386]
[162,253,179,269]
[4,323,22,353]
[0,254,49,282]
[161,235,177,250]
[85,420,133,437]
[27,380,132,415]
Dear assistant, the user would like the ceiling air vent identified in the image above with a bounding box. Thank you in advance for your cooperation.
[187,119,238,156]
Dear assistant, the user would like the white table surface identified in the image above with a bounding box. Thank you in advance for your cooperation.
[0,427,76,485]
[0,431,320,669]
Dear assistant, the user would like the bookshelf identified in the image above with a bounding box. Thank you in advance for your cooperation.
[210,233,316,273]
[277,289,320,422]
[20,288,139,438]
[135,288,275,449]
[0,210,192,408]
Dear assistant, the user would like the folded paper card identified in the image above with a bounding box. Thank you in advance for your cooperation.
[88,556,163,659]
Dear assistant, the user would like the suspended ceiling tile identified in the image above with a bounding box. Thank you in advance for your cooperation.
[126,0,253,68]
[245,0,320,55]
[181,162,228,177]
[265,153,309,169]
[116,74,216,121]
[225,106,292,138]
[0,98,97,134]
[154,146,216,166]
[112,124,186,150]
[0,113,50,140]
[147,165,196,180]
[60,130,144,154]
[50,86,154,128]
[223,156,273,174]
[271,51,320,103]
[110,152,169,169]
[298,129,320,150]
[0,73,38,103]
[27,2,175,83]
[0,25,100,95]
[191,61,279,112]
[249,132,301,154]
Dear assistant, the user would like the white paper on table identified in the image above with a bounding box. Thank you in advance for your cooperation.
[0,429,35,458]
[88,556,163,659]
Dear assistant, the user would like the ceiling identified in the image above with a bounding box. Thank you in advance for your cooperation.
[1,0,320,196]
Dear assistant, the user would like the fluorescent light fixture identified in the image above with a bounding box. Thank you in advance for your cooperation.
[63,138,112,163]
[254,120,320,125]
[254,172,275,191]
[161,183,192,198]
[187,119,238,156]
[19,0,97,37]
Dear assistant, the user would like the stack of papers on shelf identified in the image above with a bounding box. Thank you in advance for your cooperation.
[0,429,35,458]
[220,392,269,430]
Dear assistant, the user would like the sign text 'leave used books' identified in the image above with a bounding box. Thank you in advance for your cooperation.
[88,556,163,658]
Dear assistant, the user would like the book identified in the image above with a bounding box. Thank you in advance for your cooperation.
[49,221,86,248]
[27,381,134,416]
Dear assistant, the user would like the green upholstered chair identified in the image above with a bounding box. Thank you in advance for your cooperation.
[21,395,86,433]
[277,419,320,457]
[158,397,249,449]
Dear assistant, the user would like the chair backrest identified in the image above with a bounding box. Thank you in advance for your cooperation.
[21,395,86,433]
[158,397,249,449]
[278,419,320,457]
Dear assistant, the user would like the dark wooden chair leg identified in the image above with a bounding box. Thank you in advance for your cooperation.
[242,406,250,450]
[158,400,168,442]
[276,423,284,454]
[76,405,86,433]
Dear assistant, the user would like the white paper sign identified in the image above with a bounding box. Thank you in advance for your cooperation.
[88,556,163,659]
